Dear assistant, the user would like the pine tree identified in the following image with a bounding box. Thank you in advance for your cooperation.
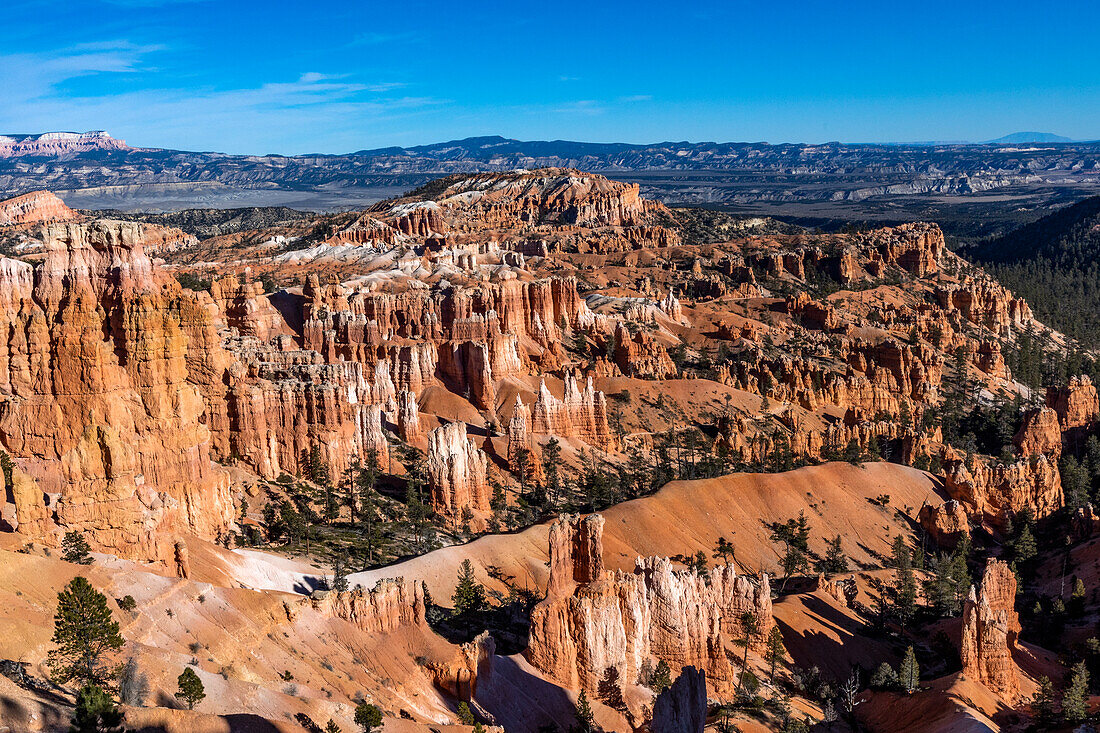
[737,611,760,692]
[70,684,123,733]
[354,702,383,733]
[597,666,625,710]
[452,559,485,616]
[650,659,672,694]
[357,451,388,565]
[714,536,736,566]
[48,577,124,687]
[62,531,94,565]
[891,534,912,570]
[325,720,342,733]
[1062,661,1090,724]
[331,556,349,593]
[1029,675,1057,727]
[819,535,848,577]
[1013,524,1038,574]
[769,511,811,588]
[174,667,205,710]
[1062,455,1091,510]
[456,701,475,725]
[690,550,708,576]
[895,562,919,629]
[574,689,595,733]
[870,662,898,690]
[899,647,920,694]
[1071,577,1088,616]
[765,626,786,682]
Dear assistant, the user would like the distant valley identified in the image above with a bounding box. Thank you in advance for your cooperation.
[5,131,1100,240]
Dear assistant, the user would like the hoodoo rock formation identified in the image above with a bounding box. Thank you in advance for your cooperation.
[613,322,677,379]
[960,560,1021,701]
[426,421,490,515]
[1048,375,1100,433]
[942,453,1062,530]
[918,499,970,549]
[1012,407,1062,459]
[531,373,615,449]
[397,389,423,442]
[0,165,1091,731]
[0,220,233,562]
[526,514,773,697]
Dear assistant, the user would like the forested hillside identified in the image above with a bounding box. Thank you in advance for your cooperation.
[972,195,1100,347]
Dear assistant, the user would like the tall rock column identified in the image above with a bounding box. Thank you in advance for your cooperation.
[426,422,490,515]
[397,390,422,442]
[960,560,1021,701]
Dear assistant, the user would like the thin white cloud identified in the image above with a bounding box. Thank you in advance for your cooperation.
[0,45,443,153]
[619,94,653,103]
[551,100,604,115]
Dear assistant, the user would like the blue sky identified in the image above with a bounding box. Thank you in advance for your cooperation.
[2,0,1099,154]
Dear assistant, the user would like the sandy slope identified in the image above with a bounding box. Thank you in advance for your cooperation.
[342,461,946,599]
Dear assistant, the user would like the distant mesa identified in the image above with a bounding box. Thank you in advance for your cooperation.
[986,131,1075,144]
[0,130,129,158]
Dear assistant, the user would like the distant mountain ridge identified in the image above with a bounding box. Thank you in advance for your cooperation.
[986,132,1075,144]
[5,131,1100,220]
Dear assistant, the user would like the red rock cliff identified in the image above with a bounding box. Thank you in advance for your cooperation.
[0,220,233,562]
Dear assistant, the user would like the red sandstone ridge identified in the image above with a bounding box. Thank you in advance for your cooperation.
[311,577,428,633]
[0,191,79,226]
[960,560,1022,701]
[526,514,773,699]
[372,168,681,254]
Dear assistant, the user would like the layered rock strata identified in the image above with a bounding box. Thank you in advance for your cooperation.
[526,514,772,696]
[0,220,233,562]
[530,374,614,450]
